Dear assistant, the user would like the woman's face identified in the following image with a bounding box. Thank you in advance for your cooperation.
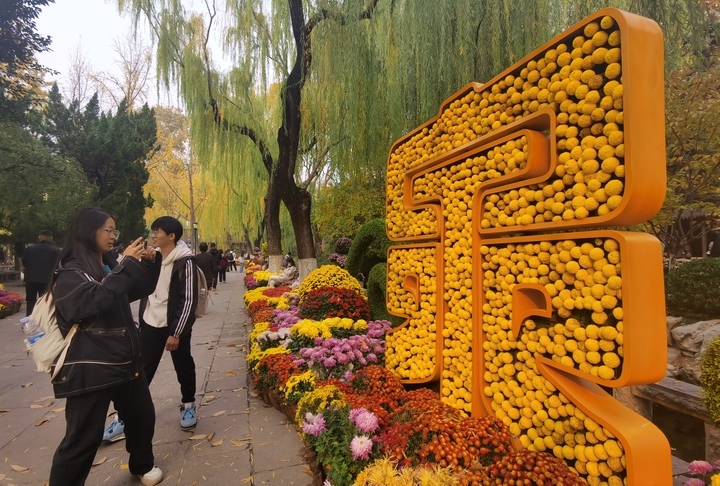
[96,218,118,254]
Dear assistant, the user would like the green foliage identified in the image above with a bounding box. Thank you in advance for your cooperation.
[665,258,720,318]
[0,0,52,106]
[313,178,385,246]
[0,119,93,242]
[345,219,391,279]
[643,50,720,263]
[700,336,720,427]
[35,85,157,239]
[367,264,403,326]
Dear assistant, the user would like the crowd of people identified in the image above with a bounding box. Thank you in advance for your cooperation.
[15,208,290,486]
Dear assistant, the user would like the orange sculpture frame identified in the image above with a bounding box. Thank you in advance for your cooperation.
[384,7,670,485]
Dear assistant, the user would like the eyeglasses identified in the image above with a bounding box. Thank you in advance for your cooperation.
[150,230,160,237]
[103,228,120,239]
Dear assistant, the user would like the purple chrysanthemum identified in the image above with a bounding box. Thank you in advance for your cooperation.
[688,461,714,475]
[350,408,379,433]
[349,435,373,460]
[301,412,327,436]
[684,479,706,486]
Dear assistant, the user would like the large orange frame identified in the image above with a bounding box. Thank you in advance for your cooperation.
[385,7,671,485]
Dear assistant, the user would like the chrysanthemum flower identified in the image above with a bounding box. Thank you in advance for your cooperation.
[301,412,327,436]
[350,408,379,433]
[688,461,714,476]
[350,435,373,460]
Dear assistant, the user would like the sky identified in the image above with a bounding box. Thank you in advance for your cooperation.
[36,0,165,107]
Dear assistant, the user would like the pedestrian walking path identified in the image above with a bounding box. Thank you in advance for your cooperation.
[0,271,313,485]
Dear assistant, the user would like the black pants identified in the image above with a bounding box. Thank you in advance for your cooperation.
[219,268,226,282]
[142,325,196,403]
[49,374,155,485]
[25,281,48,316]
[228,261,237,271]
[212,270,219,289]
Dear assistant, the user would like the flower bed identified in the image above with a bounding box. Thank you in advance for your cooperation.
[245,264,583,486]
[0,285,24,319]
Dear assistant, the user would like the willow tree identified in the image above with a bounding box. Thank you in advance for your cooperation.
[120,0,715,271]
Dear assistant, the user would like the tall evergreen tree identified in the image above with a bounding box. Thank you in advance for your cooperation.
[37,85,157,238]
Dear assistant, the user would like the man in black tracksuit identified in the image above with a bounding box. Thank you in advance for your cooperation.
[139,216,199,430]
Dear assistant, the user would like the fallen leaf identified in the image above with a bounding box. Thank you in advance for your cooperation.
[92,457,107,466]
[35,418,49,426]
[189,434,207,440]
[225,370,236,377]
[212,410,226,417]
[52,407,65,413]
[120,464,129,470]
[11,465,29,472]
[43,401,53,407]
[30,404,43,409]
[211,439,224,447]
[21,383,33,388]
[0,474,5,480]
[242,477,253,484]
[207,432,215,442]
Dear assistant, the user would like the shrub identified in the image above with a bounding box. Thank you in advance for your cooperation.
[701,336,720,427]
[345,219,392,278]
[665,257,720,318]
[299,286,370,321]
[367,264,403,326]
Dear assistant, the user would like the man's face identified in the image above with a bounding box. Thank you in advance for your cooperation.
[151,228,174,248]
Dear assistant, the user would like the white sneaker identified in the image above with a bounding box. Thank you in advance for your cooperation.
[139,466,163,485]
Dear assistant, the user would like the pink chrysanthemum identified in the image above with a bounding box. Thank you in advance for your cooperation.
[689,461,714,475]
[301,412,327,436]
[684,478,706,486]
[349,435,373,460]
[349,408,379,433]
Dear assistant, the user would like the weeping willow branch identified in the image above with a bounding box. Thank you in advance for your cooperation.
[152,166,193,212]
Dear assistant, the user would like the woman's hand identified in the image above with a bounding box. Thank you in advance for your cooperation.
[124,237,145,261]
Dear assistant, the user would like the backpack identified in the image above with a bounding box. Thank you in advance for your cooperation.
[194,261,210,318]
[25,288,79,379]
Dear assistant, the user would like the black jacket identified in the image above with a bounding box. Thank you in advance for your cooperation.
[138,256,198,338]
[209,248,221,266]
[22,241,61,284]
[194,252,215,285]
[51,255,161,398]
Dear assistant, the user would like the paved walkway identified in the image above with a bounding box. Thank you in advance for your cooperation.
[0,272,312,486]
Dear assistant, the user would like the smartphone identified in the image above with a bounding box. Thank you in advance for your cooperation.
[143,240,148,251]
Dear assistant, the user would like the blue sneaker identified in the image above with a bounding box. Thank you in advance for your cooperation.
[102,415,125,442]
[180,403,197,430]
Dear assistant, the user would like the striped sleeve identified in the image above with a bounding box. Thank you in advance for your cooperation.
[173,259,196,337]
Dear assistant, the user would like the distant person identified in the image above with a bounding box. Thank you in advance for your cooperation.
[226,249,236,271]
[209,243,221,291]
[0,245,6,265]
[267,257,298,288]
[139,216,199,431]
[49,208,163,486]
[238,250,247,273]
[708,230,720,257]
[194,243,216,287]
[22,230,61,315]
[218,250,228,283]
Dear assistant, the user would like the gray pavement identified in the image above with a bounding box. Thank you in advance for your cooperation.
[0,271,313,486]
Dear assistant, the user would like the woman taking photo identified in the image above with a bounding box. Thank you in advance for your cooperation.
[48,208,163,485]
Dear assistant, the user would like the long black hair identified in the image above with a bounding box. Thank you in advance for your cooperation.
[57,208,114,281]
